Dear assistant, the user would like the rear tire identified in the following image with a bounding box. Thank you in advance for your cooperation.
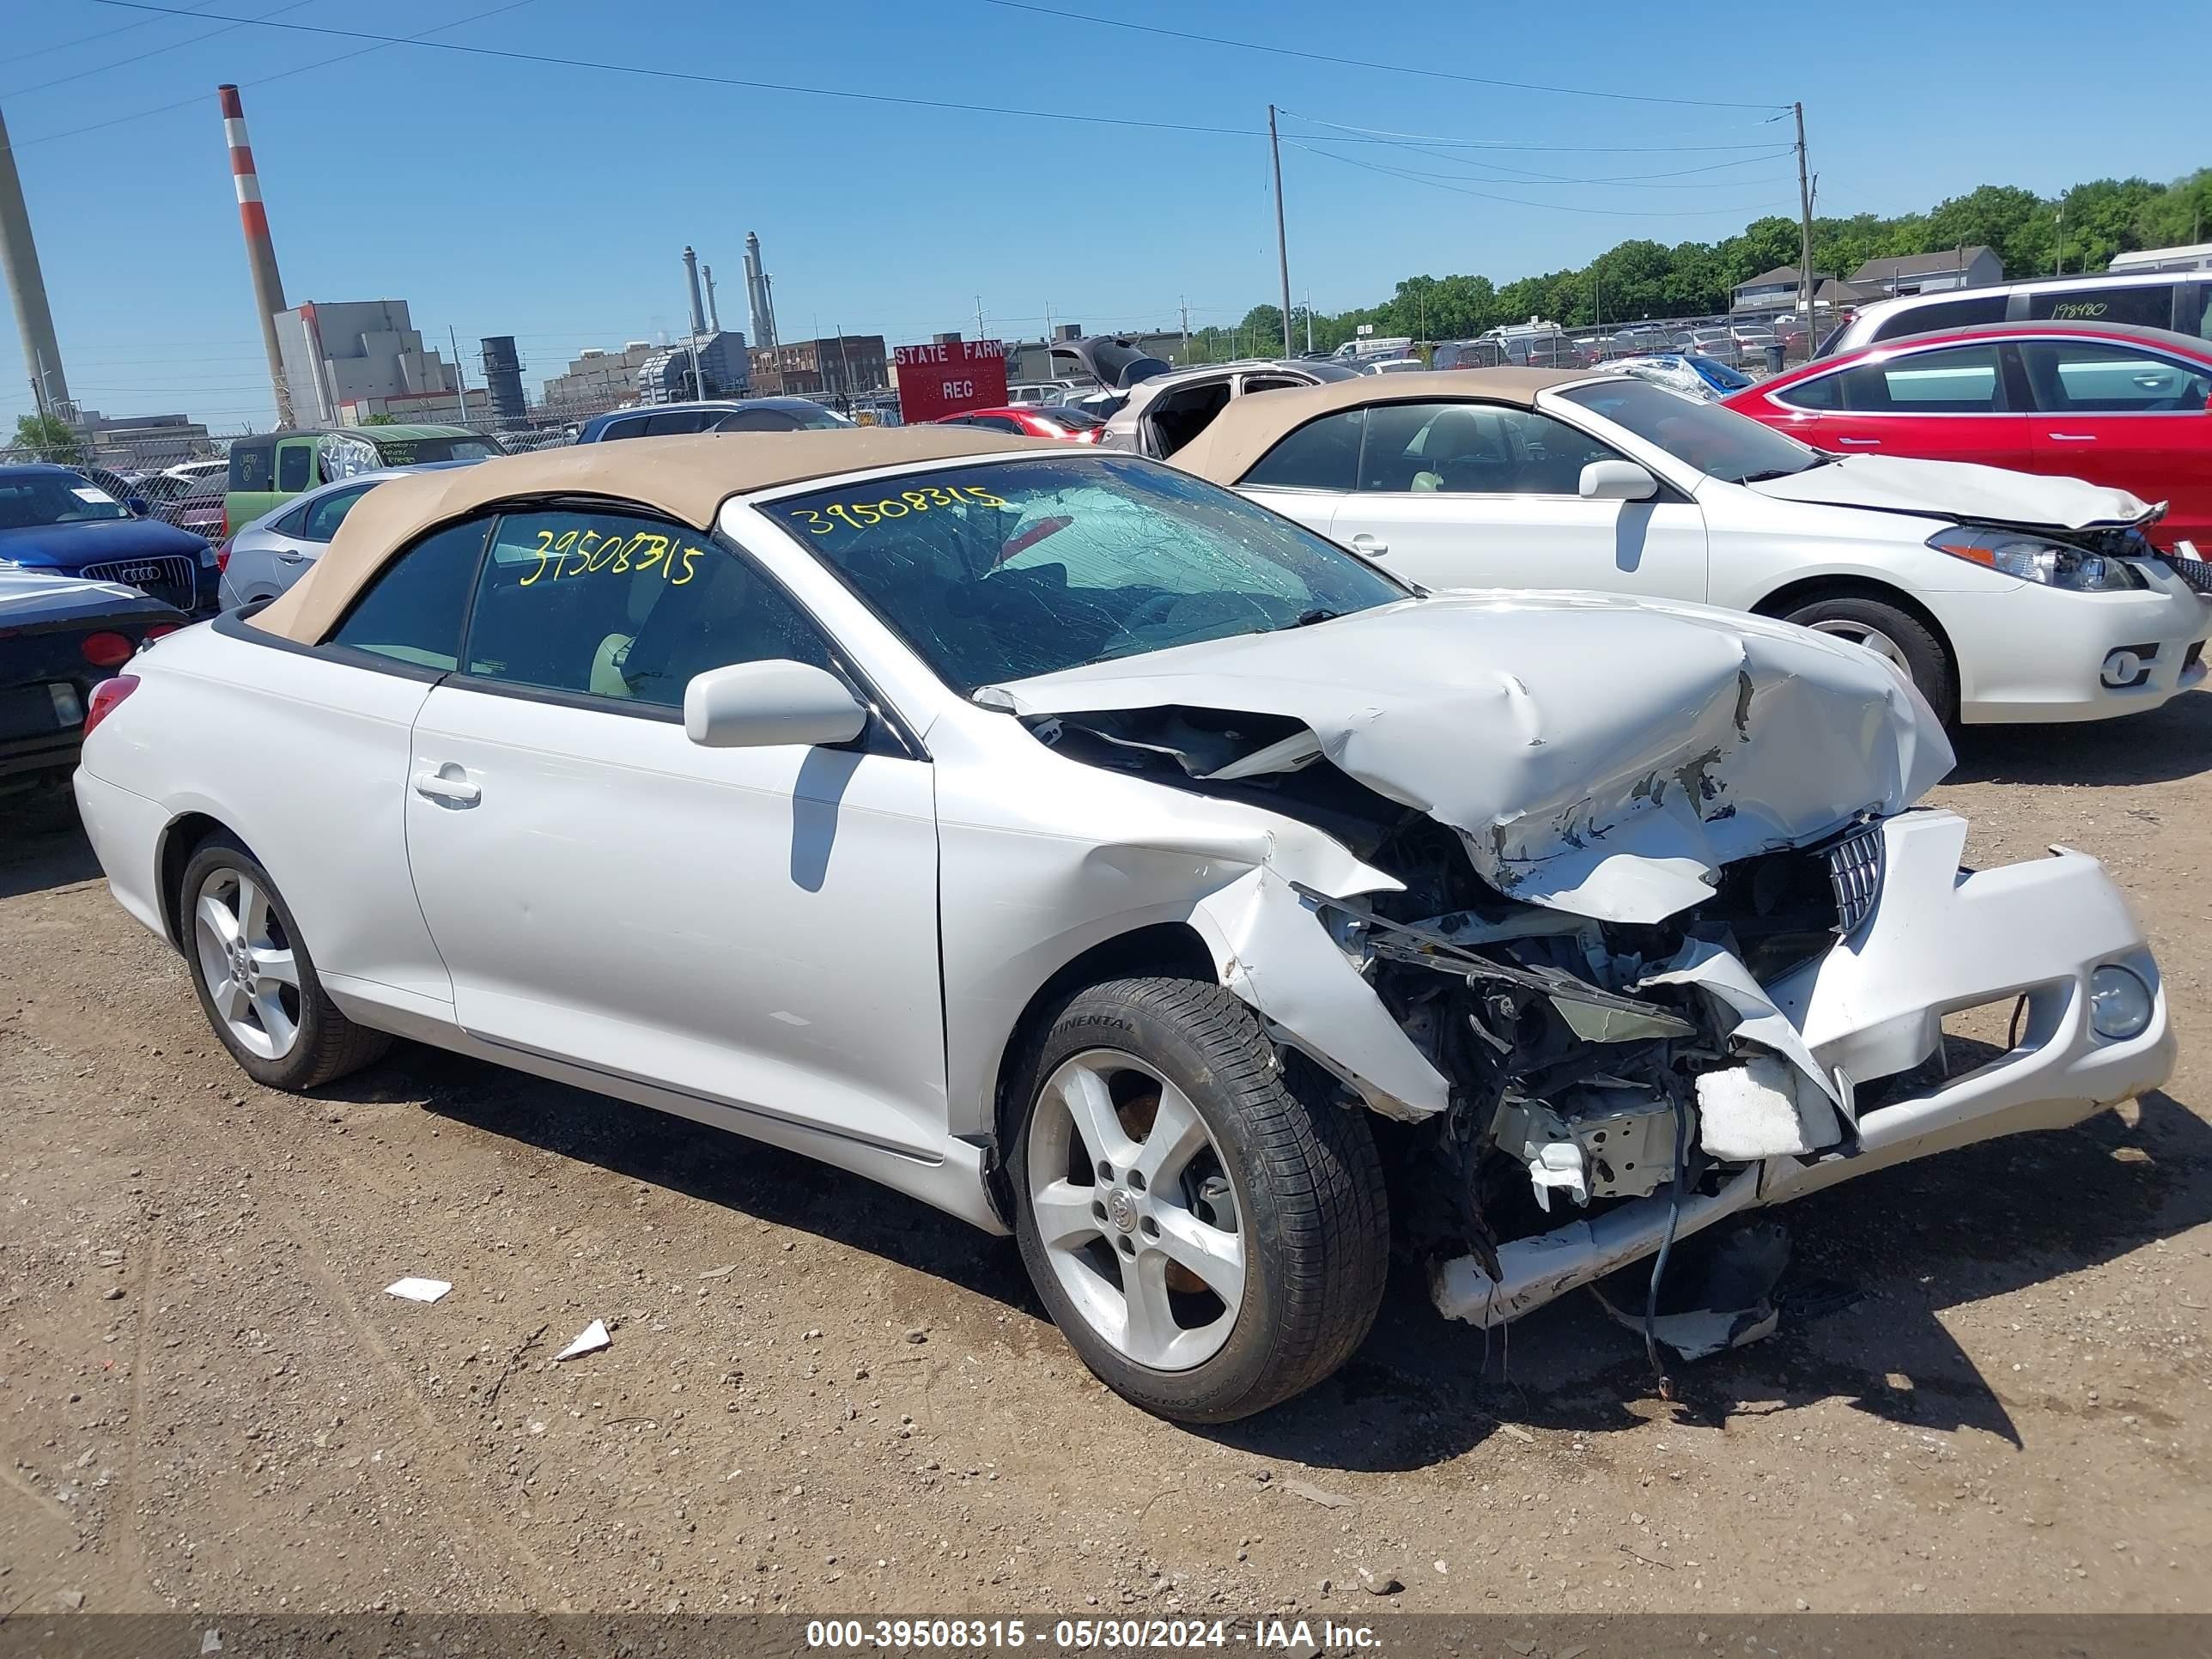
[1010,978,1388,1423]
[179,833,391,1092]
[1783,593,1955,721]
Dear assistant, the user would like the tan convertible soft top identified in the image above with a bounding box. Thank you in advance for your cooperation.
[1170,368,1595,485]
[250,426,1060,643]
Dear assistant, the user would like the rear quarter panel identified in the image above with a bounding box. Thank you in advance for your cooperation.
[77,622,452,1003]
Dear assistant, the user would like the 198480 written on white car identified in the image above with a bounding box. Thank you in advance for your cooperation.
[75,431,2175,1420]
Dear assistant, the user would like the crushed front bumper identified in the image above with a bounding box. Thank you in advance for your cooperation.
[1433,808,2174,1325]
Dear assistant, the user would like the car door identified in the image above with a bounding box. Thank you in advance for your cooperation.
[2016,337,2212,549]
[1231,407,1363,544]
[1326,399,1710,599]
[1772,342,2029,466]
[272,434,319,503]
[400,502,947,1158]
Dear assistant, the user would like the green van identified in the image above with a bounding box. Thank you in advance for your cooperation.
[224,425,506,531]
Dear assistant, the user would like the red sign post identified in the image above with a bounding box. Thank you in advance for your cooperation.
[894,339,1008,424]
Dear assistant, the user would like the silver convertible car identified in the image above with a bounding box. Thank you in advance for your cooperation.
[75,431,2173,1421]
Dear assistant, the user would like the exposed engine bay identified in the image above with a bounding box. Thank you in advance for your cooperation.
[1021,696,1884,1344]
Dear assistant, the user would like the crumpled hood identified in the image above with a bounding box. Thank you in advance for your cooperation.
[1742,453,2160,532]
[987,592,1954,924]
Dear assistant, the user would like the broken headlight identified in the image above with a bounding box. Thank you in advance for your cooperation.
[1926,526,2144,592]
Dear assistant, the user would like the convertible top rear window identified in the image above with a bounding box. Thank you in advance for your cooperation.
[767,455,1407,692]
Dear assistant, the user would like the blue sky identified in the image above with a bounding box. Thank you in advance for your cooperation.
[3,0,2203,431]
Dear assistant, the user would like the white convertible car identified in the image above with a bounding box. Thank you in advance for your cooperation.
[74,432,2175,1420]
[1176,370,2211,725]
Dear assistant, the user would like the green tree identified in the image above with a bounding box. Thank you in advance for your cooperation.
[12,413,81,464]
[359,411,400,426]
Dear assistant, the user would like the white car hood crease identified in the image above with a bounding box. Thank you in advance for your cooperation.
[1743,453,2160,531]
[987,592,1954,925]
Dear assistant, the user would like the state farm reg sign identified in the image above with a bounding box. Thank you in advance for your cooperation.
[893,339,1008,424]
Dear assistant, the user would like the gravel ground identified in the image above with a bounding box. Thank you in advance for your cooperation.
[3,696,2209,1620]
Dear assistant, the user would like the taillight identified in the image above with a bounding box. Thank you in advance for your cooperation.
[144,624,179,640]
[214,538,233,573]
[80,631,135,668]
[82,674,138,738]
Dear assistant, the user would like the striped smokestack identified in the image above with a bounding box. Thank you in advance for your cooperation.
[220,84,293,427]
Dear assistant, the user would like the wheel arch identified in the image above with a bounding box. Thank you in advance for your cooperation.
[1751,574,1960,678]
[155,811,242,949]
[982,921,1217,1223]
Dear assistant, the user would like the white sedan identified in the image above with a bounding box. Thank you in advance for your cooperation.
[74,430,2174,1420]
[1174,369,2211,724]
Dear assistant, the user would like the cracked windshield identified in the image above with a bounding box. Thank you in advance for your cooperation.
[769,454,1407,690]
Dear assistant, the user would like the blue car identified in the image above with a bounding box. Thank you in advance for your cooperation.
[0,464,217,616]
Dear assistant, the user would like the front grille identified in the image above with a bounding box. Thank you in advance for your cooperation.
[1826,823,1884,939]
[80,554,196,610]
[2167,553,2212,596]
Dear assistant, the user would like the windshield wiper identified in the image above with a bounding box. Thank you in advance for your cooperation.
[1290,607,1343,629]
[1732,460,1829,484]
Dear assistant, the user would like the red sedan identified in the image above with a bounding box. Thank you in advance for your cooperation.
[931,405,1105,443]
[1723,319,2212,550]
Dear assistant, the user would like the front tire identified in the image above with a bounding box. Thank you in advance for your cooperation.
[1783,593,1955,721]
[1010,978,1388,1423]
[179,834,391,1091]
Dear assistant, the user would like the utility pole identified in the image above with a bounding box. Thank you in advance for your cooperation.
[448,326,470,426]
[1180,297,1189,361]
[1304,289,1314,354]
[2054,206,2065,276]
[1792,101,1816,326]
[975,295,986,341]
[1268,104,1294,358]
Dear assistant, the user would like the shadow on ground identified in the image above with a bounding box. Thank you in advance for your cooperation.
[1948,687,2212,787]
[322,1030,2208,1474]
[0,815,100,899]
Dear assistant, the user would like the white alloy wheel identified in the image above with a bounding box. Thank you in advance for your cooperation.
[1024,1048,1246,1370]
[191,866,301,1060]
[1805,616,1911,670]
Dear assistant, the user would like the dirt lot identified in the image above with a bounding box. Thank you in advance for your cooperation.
[3,696,2209,1621]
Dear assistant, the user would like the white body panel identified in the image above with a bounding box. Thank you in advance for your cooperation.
[403,683,945,1161]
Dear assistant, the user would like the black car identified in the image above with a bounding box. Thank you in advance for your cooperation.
[0,566,185,808]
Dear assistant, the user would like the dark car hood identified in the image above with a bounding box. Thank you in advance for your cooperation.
[0,566,187,629]
[0,515,210,568]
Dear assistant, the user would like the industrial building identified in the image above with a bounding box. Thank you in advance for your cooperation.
[749,334,888,402]
[478,336,527,423]
[272,299,474,427]
[540,341,659,415]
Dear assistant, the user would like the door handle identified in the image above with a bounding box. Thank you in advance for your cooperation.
[1348,532,1390,555]
[1836,436,1881,447]
[2046,432,2098,441]
[412,767,480,806]
[277,550,309,563]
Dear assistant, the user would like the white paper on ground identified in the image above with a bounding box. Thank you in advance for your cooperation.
[556,1319,610,1360]
[383,1277,451,1304]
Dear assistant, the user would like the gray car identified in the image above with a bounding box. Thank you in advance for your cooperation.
[216,462,483,609]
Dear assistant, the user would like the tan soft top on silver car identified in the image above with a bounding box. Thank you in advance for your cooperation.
[1170,368,1595,484]
[250,427,1060,644]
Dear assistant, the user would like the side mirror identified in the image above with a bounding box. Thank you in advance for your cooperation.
[125,496,149,516]
[1579,459,1658,502]
[684,659,868,750]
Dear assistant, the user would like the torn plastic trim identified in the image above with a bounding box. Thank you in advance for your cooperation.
[1294,883,1696,1042]
[1187,865,1451,1122]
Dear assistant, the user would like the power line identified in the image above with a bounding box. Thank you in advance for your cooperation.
[1285,143,1790,219]
[1296,148,1795,192]
[3,0,225,67]
[1275,110,1784,154]
[80,3,1296,142]
[3,0,316,100]
[975,0,1791,112]
[1280,112,1796,183]
[15,0,539,149]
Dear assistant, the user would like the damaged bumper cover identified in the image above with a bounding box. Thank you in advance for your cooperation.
[1432,808,2174,1325]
